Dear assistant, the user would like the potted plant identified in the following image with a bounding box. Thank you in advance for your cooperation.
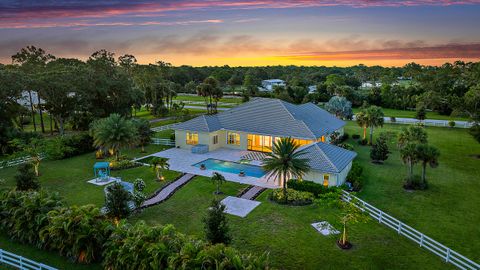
[239,170,245,177]
[200,164,206,170]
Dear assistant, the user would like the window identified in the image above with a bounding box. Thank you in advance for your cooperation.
[186,132,198,145]
[291,138,314,147]
[213,135,218,144]
[227,132,240,145]
[323,175,329,187]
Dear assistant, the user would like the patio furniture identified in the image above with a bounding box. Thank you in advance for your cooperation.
[94,162,110,181]
[191,144,209,154]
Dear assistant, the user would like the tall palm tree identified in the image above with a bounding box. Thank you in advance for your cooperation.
[398,126,428,148]
[263,137,310,201]
[211,172,226,195]
[415,144,440,185]
[151,157,169,181]
[355,110,368,140]
[400,143,418,183]
[365,106,384,145]
[90,114,139,161]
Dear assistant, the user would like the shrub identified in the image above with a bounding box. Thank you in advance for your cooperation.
[104,182,132,221]
[15,163,40,191]
[288,179,337,197]
[133,178,146,192]
[469,124,480,143]
[44,133,95,160]
[347,162,364,191]
[204,199,231,245]
[390,116,396,123]
[40,205,112,263]
[0,189,63,245]
[338,143,354,151]
[108,159,140,171]
[352,134,360,140]
[448,120,456,128]
[340,133,349,142]
[358,139,368,145]
[270,188,314,205]
[132,191,146,209]
[370,135,389,163]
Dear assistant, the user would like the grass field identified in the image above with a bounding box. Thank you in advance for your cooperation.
[175,94,242,104]
[352,107,469,121]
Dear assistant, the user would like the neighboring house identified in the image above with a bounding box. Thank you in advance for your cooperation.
[172,98,356,187]
[361,81,382,88]
[261,79,286,92]
[308,85,317,94]
[16,90,45,107]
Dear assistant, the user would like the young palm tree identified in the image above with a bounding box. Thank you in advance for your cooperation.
[415,144,440,185]
[90,114,139,161]
[400,143,418,184]
[263,137,310,201]
[211,172,226,195]
[397,126,428,148]
[151,157,169,181]
[365,106,384,145]
[355,110,368,140]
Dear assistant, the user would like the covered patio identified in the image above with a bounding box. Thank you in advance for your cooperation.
[145,148,279,189]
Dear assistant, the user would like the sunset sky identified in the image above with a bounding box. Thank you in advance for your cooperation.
[1,0,480,66]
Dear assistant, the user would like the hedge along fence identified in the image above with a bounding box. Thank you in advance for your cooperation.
[341,191,480,270]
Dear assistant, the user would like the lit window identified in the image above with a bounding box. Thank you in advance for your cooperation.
[213,135,218,144]
[186,132,198,145]
[323,175,329,187]
[292,138,314,147]
[227,132,240,145]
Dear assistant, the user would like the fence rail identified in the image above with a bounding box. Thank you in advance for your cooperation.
[341,191,480,270]
[151,124,175,132]
[0,155,45,170]
[151,138,175,146]
[0,249,57,270]
[385,118,473,128]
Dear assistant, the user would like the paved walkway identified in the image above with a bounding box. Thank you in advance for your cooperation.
[142,173,195,207]
[240,186,266,200]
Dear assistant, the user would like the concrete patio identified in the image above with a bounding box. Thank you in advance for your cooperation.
[145,148,279,189]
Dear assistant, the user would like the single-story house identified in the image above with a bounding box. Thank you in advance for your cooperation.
[261,79,286,92]
[172,98,356,187]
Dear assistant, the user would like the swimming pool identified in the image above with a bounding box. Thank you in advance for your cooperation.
[193,159,266,178]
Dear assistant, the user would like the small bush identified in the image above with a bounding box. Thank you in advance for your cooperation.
[448,120,456,128]
[370,135,389,163]
[270,188,314,205]
[347,162,364,191]
[352,134,360,140]
[204,199,231,245]
[108,159,140,170]
[390,116,396,122]
[105,182,133,220]
[15,163,40,191]
[358,139,368,145]
[338,143,354,151]
[288,179,338,197]
[133,178,146,192]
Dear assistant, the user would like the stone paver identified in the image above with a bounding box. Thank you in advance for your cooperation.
[142,173,195,207]
[240,186,266,200]
[221,196,261,218]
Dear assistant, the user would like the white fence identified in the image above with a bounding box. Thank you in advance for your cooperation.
[151,138,175,146]
[385,118,473,128]
[0,249,57,270]
[151,124,175,132]
[341,191,480,270]
[0,155,45,170]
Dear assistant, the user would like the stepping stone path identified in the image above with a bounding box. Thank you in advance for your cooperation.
[239,185,266,200]
[142,173,195,207]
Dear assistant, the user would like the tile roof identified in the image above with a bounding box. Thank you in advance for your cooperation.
[173,98,345,139]
[299,142,357,173]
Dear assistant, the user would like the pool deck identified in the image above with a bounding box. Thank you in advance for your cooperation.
[146,148,279,189]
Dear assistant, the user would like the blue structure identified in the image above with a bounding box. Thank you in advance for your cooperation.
[94,162,110,178]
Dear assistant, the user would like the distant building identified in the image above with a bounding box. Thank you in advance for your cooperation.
[308,85,317,94]
[261,79,286,92]
[16,90,45,107]
[361,81,382,88]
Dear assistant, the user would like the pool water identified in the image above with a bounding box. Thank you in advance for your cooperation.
[193,158,266,178]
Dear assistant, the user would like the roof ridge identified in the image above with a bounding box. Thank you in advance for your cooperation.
[201,115,209,132]
[315,143,338,172]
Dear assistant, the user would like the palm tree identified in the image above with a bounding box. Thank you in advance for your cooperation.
[398,126,428,148]
[90,114,139,161]
[151,157,169,181]
[263,137,310,202]
[400,143,418,184]
[415,144,440,185]
[365,106,384,145]
[211,172,226,195]
[355,110,368,140]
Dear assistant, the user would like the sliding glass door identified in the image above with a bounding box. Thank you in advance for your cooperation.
[247,134,272,152]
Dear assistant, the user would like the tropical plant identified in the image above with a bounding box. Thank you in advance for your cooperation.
[0,189,63,245]
[104,182,132,223]
[415,102,427,120]
[90,114,139,161]
[10,137,46,176]
[133,118,153,153]
[355,109,368,140]
[204,199,231,245]
[346,161,364,191]
[211,172,226,195]
[14,163,40,191]
[448,120,456,128]
[39,205,111,263]
[400,143,419,185]
[370,134,389,163]
[325,96,353,120]
[364,106,385,145]
[270,188,314,205]
[263,137,310,203]
[415,144,440,186]
[133,178,146,192]
[397,126,428,148]
[151,157,169,181]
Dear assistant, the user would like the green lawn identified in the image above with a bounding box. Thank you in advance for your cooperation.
[175,94,242,104]
[344,122,480,261]
[131,176,452,270]
[352,107,469,121]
